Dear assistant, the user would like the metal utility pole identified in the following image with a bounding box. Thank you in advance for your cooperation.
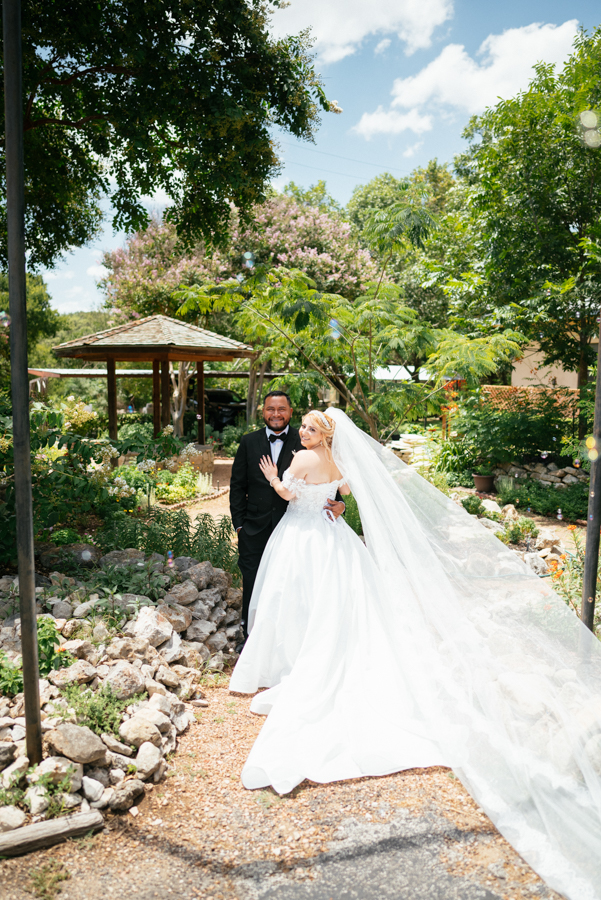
[581,312,601,633]
[3,0,42,763]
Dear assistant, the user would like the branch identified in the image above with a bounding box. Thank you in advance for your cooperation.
[23,113,109,133]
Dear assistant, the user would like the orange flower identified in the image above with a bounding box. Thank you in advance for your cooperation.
[567,524,577,532]
[560,554,567,561]
[552,572,561,580]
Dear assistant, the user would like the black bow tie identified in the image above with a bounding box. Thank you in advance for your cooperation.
[269,432,287,443]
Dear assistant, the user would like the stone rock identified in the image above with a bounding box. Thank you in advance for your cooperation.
[173,556,198,572]
[51,601,73,619]
[562,474,579,484]
[189,599,210,620]
[11,724,26,742]
[197,588,222,609]
[584,733,601,776]
[538,474,562,484]
[499,672,549,719]
[0,806,27,831]
[223,608,240,626]
[61,619,81,639]
[160,632,184,665]
[101,733,133,757]
[85,766,110,787]
[161,724,177,755]
[45,723,107,764]
[210,606,227,627]
[25,785,49,816]
[0,742,17,771]
[132,708,171,733]
[145,679,167,697]
[148,693,172,716]
[56,792,81,810]
[72,600,99,618]
[479,518,505,534]
[535,528,559,550]
[109,769,125,785]
[186,561,214,591]
[93,621,110,642]
[524,553,549,576]
[210,568,231,595]
[105,662,146,700]
[106,637,153,661]
[185,619,216,643]
[156,604,193,633]
[135,742,162,779]
[119,717,161,748]
[61,639,96,661]
[2,755,29,788]
[481,499,502,515]
[28,756,83,792]
[206,631,228,653]
[155,665,180,689]
[179,641,210,666]
[108,778,145,811]
[100,548,145,569]
[172,711,192,735]
[132,607,173,648]
[164,581,199,607]
[91,787,115,809]
[81,775,104,802]
[208,650,225,672]
[107,751,135,772]
[225,589,243,610]
[48,658,97,688]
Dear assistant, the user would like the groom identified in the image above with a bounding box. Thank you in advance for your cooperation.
[230,390,345,642]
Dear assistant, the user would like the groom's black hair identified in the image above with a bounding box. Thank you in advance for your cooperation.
[263,390,292,406]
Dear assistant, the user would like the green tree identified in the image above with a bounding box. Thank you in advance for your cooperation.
[0,0,336,270]
[283,180,343,216]
[0,274,59,389]
[456,28,601,401]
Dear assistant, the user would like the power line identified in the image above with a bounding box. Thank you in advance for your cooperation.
[279,140,407,175]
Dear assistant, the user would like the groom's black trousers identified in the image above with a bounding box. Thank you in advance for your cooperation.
[237,525,273,638]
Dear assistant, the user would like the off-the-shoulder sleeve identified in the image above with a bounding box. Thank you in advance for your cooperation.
[281,468,305,497]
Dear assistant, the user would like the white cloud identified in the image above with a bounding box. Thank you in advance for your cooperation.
[271,0,453,63]
[355,20,578,138]
[403,141,423,158]
[353,107,432,139]
[87,264,109,280]
[43,270,74,280]
[374,38,391,55]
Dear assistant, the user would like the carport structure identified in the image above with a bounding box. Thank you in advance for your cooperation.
[52,314,254,442]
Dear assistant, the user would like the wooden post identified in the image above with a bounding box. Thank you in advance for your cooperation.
[197,360,205,444]
[3,0,42,766]
[581,310,601,635]
[152,359,160,438]
[107,358,118,441]
[161,359,170,428]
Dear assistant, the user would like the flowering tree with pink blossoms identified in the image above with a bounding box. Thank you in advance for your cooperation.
[101,196,375,432]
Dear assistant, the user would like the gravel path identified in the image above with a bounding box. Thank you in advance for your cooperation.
[1,679,562,900]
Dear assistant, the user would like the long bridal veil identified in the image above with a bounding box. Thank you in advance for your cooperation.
[328,407,601,900]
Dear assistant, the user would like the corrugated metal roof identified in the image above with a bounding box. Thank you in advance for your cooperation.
[53,314,252,355]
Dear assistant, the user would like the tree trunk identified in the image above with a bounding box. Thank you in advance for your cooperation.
[170,361,192,438]
[578,333,589,440]
[246,359,258,426]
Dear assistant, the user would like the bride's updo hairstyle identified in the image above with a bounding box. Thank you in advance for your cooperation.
[303,410,336,460]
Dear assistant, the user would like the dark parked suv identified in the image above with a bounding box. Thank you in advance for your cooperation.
[204,389,246,431]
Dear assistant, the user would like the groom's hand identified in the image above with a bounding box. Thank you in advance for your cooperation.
[324,498,345,519]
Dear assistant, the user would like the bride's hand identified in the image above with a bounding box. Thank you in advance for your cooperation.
[259,455,278,484]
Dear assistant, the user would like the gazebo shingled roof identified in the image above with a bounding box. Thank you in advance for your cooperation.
[52,315,255,442]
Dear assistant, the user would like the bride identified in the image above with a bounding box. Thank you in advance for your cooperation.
[230,408,601,900]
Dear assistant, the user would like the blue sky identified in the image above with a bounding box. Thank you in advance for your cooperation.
[43,0,601,315]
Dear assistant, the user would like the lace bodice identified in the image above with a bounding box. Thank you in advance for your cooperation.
[281,468,346,520]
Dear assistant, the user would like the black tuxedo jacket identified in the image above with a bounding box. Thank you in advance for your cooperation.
[230,427,303,536]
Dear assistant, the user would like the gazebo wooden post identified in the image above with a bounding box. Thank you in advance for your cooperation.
[161,359,170,429]
[152,360,160,438]
[197,361,205,444]
[107,358,118,459]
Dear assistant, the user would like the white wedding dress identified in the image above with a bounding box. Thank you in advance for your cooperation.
[230,409,601,900]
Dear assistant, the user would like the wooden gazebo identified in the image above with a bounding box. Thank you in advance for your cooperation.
[53,314,254,441]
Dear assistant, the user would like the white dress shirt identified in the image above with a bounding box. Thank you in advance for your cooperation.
[266,426,289,465]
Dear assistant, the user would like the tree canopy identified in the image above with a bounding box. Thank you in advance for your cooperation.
[0,0,335,270]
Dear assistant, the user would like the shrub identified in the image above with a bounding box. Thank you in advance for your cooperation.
[502,517,539,545]
[90,560,167,603]
[96,509,239,579]
[461,495,485,516]
[51,527,82,546]
[344,494,363,536]
[60,683,134,736]
[497,479,588,521]
[0,618,71,697]
[154,462,210,502]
